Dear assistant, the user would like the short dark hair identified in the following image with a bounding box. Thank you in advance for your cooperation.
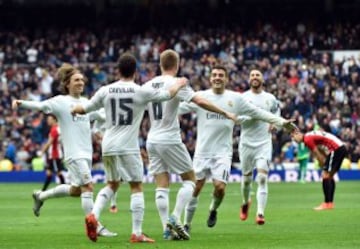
[211,64,228,77]
[118,53,137,78]
[47,113,57,121]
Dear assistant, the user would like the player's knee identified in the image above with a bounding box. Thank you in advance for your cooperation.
[155,187,169,199]
[181,170,196,182]
[242,174,252,185]
[108,181,119,192]
[256,172,268,185]
[183,180,195,193]
[214,182,226,196]
[70,186,82,196]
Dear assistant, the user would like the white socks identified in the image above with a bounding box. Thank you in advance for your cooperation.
[93,186,114,220]
[81,191,94,215]
[184,196,199,225]
[155,188,169,230]
[131,192,144,236]
[110,191,118,207]
[256,173,268,215]
[39,184,71,200]
[172,180,195,220]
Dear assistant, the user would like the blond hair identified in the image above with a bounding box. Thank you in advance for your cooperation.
[160,49,179,71]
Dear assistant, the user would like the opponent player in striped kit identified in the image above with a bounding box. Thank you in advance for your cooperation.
[291,130,348,210]
[40,114,65,191]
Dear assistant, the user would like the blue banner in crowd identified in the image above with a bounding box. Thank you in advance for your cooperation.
[0,169,360,183]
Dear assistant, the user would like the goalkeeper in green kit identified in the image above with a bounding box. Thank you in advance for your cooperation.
[297,141,310,183]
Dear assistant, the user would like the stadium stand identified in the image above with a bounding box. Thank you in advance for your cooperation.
[1,0,360,171]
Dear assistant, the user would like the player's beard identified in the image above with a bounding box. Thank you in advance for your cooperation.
[250,79,262,90]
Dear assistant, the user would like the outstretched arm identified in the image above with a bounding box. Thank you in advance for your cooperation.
[12,99,47,112]
[191,94,237,122]
[236,95,296,131]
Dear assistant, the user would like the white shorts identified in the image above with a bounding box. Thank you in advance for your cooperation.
[147,143,193,176]
[66,158,92,187]
[193,156,232,183]
[102,154,144,182]
[239,143,272,175]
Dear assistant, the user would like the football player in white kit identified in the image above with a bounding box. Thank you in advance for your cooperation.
[180,65,292,231]
[92,108,119,214]
[12,63,116,238]
[71,53,188,243]
[143,50,244,241]
[238,69,281,225]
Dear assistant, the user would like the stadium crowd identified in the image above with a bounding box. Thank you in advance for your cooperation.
[1,21,360,171]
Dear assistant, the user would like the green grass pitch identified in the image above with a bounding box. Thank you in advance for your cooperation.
[0,181,359,249]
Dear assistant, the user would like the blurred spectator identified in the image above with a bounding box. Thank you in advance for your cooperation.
[2,20,360,169]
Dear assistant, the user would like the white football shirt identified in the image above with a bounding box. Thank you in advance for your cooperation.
[178,89,235,157]
[179,89,284,155]
[83,80,172,155]
[143,75,195,144]
[239,90,280,147]
[21,95,101,161]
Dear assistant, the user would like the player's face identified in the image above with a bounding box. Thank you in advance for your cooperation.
[249,70,264,89]
[291,131,303,143]
[210,69,228,91]
[47,116,56,126]
[67,73,85,95]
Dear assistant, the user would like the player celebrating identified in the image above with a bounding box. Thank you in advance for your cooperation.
[180,66,293,231]
[143,50,237,241]
[291,129,348,210]
[71,52,188,243]
[12,63,116,238]
[238,68,282,225]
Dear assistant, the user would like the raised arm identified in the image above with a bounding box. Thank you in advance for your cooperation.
[12,99,48,112]
[191,94,237,122]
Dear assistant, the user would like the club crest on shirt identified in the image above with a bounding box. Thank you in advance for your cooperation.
[228,101,233,107]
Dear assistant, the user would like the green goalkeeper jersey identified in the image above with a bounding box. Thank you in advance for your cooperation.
[297,142,310,160]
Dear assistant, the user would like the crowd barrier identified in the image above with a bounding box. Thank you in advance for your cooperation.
[0,169,360,183]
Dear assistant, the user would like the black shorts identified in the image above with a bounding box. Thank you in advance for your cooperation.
[324,145,348,173]
[46,159,65,172]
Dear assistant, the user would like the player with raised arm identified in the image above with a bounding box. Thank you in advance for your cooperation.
[180,66,294,231]
[291,129,348,210]
[143,49,287,241]
[238,69,282,225]
[71,53,188,243]
[12,63,116,238]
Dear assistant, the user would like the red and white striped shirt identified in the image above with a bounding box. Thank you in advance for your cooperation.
[48,125,63,159]
[303,130,344,152]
